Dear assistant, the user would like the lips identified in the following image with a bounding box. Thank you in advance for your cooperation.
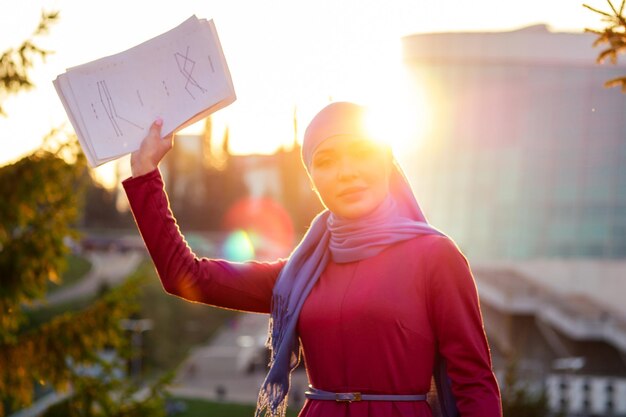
[337,186,367,198]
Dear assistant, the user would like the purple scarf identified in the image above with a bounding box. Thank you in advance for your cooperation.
[254,102,444,417]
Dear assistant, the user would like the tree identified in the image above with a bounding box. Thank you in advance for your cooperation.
[500,360,552,417]
[0,10,57,115]
[584,0,626,92]
[0,11,166,416]
[164,119,248,231]
[81,177,134,229]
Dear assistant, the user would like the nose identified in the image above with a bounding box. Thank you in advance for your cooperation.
[336,155,358,180]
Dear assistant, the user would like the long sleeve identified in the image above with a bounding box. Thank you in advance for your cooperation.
[123,169,285,314]
[425,236,502,417]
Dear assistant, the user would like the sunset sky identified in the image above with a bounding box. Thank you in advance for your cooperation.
[0,0,607,183]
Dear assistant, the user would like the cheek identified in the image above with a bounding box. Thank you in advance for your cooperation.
[310,171,334,204]
[368,168,392,203]
[362,159,391,187]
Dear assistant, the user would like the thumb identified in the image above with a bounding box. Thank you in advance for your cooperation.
[148,117,164,140]
[150,117,173,153]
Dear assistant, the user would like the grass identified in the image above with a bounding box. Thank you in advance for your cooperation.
[26,257,271,417]
[47,253,92,293]
[136,260,237,374]
[43,397,302,417]
[24,258,237,376]
[169,398,301,417]
[24,254,94,330]
[24,295,93,329]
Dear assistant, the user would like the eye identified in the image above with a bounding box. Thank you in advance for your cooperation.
[312,155,334,168]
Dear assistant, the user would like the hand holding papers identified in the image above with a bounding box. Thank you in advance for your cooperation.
[53,16,236,167]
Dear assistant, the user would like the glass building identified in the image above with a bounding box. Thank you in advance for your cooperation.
[401,25,626,260]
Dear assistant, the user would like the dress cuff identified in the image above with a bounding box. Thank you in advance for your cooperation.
[122,168,161,189]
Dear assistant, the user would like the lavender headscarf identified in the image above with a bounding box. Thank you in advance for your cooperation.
[255,102,444,417]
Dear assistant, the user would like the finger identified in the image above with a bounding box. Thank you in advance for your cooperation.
[161,133,174,151]
[148,117,164,139]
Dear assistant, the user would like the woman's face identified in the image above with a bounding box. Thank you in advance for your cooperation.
[309,135,392,219]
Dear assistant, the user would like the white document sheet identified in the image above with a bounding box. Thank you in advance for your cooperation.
[54,16,236,167]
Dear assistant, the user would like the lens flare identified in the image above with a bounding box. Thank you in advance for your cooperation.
[223,230,255,262]
[222,197,295,260]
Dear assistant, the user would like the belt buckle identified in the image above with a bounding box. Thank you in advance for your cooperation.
[335,392,362,402]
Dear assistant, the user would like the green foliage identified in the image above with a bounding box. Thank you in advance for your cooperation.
[0,278,139,412]
[0,251,171,416]
[0,10,168,417]
[36,311,173,417]
[47,254,93,293]
[0,10,59,115]
[44,373,170,417]
[0,146,170,416]
[501,361,551,417]
[584,0,626,92]
[0,144,86,343]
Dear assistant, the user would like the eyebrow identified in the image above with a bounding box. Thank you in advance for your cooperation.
[312,148,335,158]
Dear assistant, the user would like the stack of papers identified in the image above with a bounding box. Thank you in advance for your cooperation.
[54,16,236,167]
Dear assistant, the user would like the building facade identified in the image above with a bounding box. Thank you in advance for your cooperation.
[401,25,626,260]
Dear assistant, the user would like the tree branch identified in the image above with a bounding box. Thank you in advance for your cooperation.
[585,1,626,92]
[0,10,59,116]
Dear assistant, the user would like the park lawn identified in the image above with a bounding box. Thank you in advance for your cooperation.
[171,397,301,417]
[46,253,92,292]
[25,259,237,375]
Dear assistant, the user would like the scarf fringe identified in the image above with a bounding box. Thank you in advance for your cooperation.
[255,377,289,417]
[267,294,289,366]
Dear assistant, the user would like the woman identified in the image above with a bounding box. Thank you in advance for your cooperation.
[123,102,502,417]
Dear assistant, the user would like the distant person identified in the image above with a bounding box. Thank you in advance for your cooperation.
[122,102,502,417]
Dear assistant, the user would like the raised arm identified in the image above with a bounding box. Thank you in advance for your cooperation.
[425,236,502,417]
[123,119,284,314]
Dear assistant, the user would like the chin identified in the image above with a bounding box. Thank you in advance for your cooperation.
[334,203,377,220]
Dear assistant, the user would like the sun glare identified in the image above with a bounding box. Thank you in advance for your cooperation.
[363,83,431,156]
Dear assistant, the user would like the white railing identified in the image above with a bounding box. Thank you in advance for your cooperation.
[546,374,626,416]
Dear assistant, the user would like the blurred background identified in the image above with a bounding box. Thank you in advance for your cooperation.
[1,1,626,416]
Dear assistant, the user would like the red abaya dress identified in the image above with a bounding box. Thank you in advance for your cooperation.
[123,169,502,417]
